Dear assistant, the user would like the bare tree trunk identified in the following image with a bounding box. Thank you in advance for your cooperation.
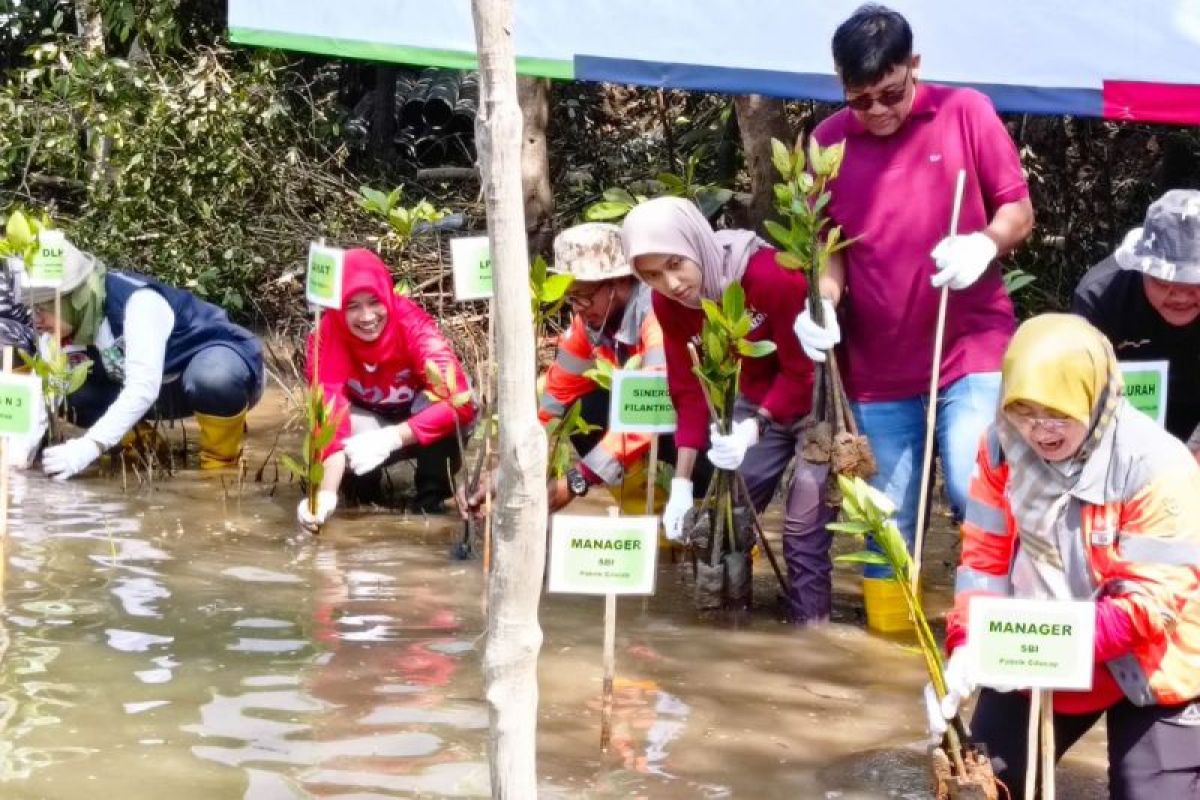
[75,0,109,187]
[470,2,548,798]
[733,95,792,231]
[518,76,554,254]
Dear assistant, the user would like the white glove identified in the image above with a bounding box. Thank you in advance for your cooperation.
[707,418,760,471]
[42,437,101,481]
[343,425,404,476]
[923,648,976,737]
[792,298,840,363]
[661,478,694,542]
[930,232,998,291]
[297,489,338,532]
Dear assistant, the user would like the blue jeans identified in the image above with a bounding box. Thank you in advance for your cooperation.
[68,344,264,426]
[849,372,1001,579]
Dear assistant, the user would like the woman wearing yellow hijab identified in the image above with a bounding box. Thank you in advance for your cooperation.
[927,314,1200,799]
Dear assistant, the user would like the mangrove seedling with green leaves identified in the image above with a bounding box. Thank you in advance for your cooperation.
[767,136,875,491]
[280,384,345,523]
[529,254,574,371]
[829,474,998,796]
[358,186,450,250]
[0,208,53,264]
[545,400,598,481]
[685,283,781,610]
[424,358,474,467]
[584,148,734,222]
[581,353,643,391]
[20,338,90,443]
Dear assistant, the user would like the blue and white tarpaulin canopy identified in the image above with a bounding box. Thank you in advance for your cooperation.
[228,0,1200,125]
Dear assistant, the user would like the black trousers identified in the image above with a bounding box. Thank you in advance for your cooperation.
[971,688,1200,800]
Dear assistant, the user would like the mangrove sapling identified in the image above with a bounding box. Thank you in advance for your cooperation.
[684,283,783,610]
[766,137,876,499]
[358,186,450,249]
[280,383,345,525]
[529,254,573,362]
[19,338,89,444]
[829,474,998,800]
[584,148,735,222]
[545,400,599,481]
[423,358,475,516]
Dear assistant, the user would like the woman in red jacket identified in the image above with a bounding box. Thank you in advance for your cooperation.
[621,197,831,622]
[928,314,1200,799]
[296,248,475,530]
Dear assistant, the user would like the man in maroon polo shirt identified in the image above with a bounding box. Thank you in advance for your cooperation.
[793,4,1034,628]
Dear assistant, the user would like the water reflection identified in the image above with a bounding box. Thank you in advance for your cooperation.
[0,398,1108,798]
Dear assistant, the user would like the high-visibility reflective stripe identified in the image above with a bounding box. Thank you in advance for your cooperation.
[964,497,1008,536]
[1108,653,1157,707]
[582,445,623,485]
[539,394,567,417]
[554,348,594,376]
[1119,535,1200,566]
[954,566,1011,596]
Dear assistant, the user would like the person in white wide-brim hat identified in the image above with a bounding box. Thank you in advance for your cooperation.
[1073,189,1200,461]
[21,238,264,480]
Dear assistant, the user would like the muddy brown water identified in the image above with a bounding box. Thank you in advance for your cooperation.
[0,389,1107,798]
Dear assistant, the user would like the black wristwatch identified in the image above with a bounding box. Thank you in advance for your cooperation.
[565,467,590,498]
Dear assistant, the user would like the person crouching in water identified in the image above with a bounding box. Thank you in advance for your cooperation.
[24,242,263,479]
[621,197,832,622]
[297,248,475,531]
[928,314,1200,799]
[541,222,713,513]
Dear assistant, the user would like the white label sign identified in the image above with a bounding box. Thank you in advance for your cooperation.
[608,369,676,434]
[547,514,658,596]
[28,229,66,289]
[967,597,1096,691]
[306,242,345,309]
[0,372,42,438]
[1118,360,1169,427]
[450,236,493,301]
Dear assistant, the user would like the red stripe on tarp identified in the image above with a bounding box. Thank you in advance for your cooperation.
[1103,80,1200,125]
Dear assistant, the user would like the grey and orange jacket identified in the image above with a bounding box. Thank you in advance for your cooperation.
[947,404,1200,713]
[538,284,665,485]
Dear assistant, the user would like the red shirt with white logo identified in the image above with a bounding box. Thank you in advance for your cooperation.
[653,246,814,451]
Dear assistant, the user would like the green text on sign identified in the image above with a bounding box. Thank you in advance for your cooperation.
[1119,360,1168,427]
[547,515,658,595]
[609,369,676,433]
[450,236,494,301]
[28,229,66,289]
[306,243,345,309]
[967,597,1095,690]
[0,374,40,437]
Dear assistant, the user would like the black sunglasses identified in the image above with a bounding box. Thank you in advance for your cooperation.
[844,67,912,112]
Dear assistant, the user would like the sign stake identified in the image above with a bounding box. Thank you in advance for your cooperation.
[0,347,11,591]
[644,435,659,516]
[600,590,617,751]
[600,505,619,752]
[1040,689,1055,799]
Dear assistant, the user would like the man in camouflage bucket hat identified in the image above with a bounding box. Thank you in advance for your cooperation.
[1073,189,1200,461]
[458,223,708,517]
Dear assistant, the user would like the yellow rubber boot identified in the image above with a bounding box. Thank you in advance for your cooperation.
[606,456,667,516]
[862,576,914,634]
[195,409,247,470]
